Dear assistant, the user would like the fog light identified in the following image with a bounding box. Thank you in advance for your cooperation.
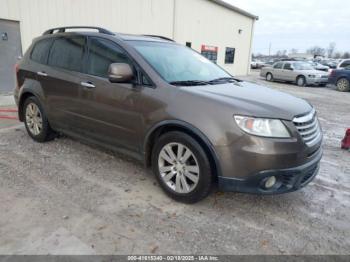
[265,176,276,189]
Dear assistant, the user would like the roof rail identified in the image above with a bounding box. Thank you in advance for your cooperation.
[143,35,175,42]
[43,26,115,36]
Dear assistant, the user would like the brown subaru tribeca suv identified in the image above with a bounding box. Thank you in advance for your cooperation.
[14,26,323,203]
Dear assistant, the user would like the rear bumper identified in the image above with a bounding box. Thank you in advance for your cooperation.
[307,77,329,85]
[218,148,322,194]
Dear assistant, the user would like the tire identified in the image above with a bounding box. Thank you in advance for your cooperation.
[266,73,273,82]
[151,131,213,204]
[23,96,56,142]
[297,76,306,87]
[336,78,350,92]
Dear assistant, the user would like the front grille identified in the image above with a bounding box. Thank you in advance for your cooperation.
[293,109,322,147]
[321,75,328,78]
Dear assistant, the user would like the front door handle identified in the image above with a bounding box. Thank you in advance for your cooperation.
[81,81,95,89]
[37,71,48,77]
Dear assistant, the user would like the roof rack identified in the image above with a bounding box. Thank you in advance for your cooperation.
[143,35,175,42]
[43,26,115,36]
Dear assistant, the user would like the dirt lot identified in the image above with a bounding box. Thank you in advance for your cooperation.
[0,72,349,255]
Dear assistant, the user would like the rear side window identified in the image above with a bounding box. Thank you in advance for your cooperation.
[48,36,86,72]
[340,60,350,68]
[273,62,283,69]
[87,37,132,78]
[31,39,53,64]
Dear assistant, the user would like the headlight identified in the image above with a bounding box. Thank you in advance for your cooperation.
[234,116,291,138]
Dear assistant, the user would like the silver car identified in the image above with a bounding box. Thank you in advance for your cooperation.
[260,61,329,87]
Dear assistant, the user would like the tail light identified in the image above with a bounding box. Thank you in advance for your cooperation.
[14,63,20,90]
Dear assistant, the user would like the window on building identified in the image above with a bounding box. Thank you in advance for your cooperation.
[31,39,53,64]
[225,47,235,64]
[48,37,85,72]
[87,37,132,78]
[186,42,192,48]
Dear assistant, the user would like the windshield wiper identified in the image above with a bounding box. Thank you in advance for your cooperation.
[169,80,209,86]
[208,77,240,84]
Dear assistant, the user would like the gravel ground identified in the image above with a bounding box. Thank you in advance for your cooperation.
[0,72,349,255]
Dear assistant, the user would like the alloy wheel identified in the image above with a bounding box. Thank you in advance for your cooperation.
[158,142,200,194]
[25,103,43,136]
[337,79,349,91]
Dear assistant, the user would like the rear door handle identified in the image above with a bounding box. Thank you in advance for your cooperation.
[80,81,96,89]
[37,71,48,77]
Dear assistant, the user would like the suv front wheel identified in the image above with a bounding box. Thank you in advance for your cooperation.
[23,96,56,142]
[152,131,213,203]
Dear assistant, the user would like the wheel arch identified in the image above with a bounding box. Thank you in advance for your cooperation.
[18,91,39,122]
[143,120,222,179]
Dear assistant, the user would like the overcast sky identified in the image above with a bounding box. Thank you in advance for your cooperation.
[225,0,350,55]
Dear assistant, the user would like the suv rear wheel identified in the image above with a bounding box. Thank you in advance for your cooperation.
[336,78,350,92]
[23,96,56,142]
[152,131,213,203]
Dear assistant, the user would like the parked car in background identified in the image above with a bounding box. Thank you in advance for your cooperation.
[320,60,337,69]
[14,26,323,203]
[260,61,329,87]
[307,61,330,72]
[251,60,264,69]
[329,66,350,92]
[337,59,350,69]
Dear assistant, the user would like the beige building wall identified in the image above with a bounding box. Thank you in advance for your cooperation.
[174,0,255,75]
[0,0,256,76]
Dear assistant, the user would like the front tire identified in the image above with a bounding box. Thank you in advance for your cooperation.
[297,76,306,87]
[152,131,213,204]
[266,73,273,82]
[23,96,56,142]
[336,78,350,92]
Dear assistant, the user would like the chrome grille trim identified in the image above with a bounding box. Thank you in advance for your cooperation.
[293,109,321,147]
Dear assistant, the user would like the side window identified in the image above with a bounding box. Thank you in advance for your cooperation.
[340,60,350,68]
[225,47,235,64]
[283,63,292,70]
[31,39,53,64]
[48,36,85,72]
[88,37,132,78]
[273,62,283,69]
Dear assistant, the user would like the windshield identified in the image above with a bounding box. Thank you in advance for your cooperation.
[129,41,230,83]
[292,62,315,70]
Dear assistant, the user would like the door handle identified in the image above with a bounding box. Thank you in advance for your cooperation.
[37,71,48,77]
[81,81,95,89]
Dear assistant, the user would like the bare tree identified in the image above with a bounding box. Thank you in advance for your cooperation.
[334,52,343,59]
[343,52,350,59]
[327,42,336,58]
[290,48,298,54]
[307,46,326,57]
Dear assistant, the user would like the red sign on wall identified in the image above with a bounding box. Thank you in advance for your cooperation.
[201,45,218,52]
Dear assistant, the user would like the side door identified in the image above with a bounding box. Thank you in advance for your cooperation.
[72,37,146,152]
[281,62,295,81]
[43,35,88,131]
[271,62,284,80]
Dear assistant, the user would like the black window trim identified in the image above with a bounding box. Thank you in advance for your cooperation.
[30,38,55,65]
[86,36,155,88]
[224,47,235,64]
[47,35,88,74]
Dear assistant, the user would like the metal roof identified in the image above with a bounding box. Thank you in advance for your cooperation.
[208,0,259,20]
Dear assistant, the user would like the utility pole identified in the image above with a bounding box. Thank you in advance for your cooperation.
[269,42,272,57]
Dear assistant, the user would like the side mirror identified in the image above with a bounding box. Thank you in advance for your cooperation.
[108,63,134,83]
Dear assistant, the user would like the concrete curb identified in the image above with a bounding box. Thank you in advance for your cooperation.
[0,95,15,106]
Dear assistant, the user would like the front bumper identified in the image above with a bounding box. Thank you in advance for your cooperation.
[218,148,322,194]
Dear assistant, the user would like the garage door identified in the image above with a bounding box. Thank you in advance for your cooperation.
[0,19,22,94]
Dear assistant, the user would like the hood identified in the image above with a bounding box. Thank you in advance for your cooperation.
[182,81,312,120]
